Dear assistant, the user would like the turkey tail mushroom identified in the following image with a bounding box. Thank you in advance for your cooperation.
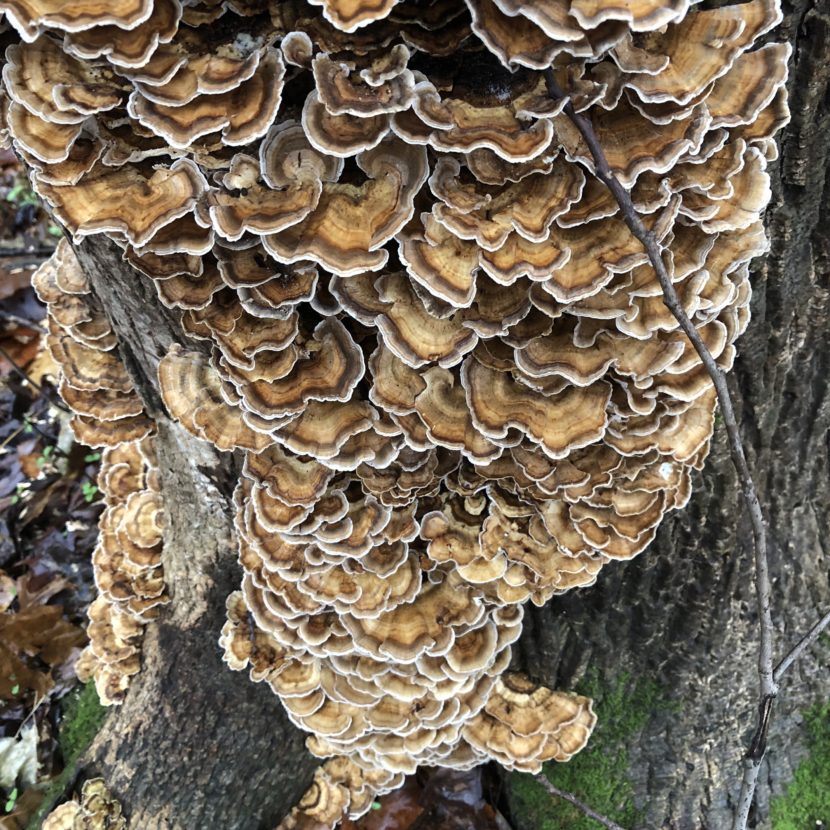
[0,0,790,819]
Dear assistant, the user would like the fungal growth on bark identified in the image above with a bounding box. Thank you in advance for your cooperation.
[32,240,167,705]
[42,778,126,830]
[0,0,789,825]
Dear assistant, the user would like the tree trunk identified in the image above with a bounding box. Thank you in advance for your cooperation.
[509,2,830,827]
[58,5,830,829]
[72,237,318,829]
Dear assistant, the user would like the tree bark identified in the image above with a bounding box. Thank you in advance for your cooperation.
[74,237,318,829]
[509,3,830,827]
[60,5,830,829]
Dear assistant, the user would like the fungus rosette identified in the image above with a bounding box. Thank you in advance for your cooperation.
[0,0,788,824]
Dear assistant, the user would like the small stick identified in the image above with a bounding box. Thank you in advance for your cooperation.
[0,340,71,413]
[542,70,774,830]
[0,309,47,334]
[0,245,56,258]
[0,310,47,333]
[533,774,627,830]
[774,609,830,683]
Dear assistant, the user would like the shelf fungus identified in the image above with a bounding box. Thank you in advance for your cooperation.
[43,778,126,830]
[1,0,789,824]
[33,241,167,705]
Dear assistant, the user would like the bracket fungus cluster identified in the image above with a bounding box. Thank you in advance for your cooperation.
[43,778,126,830]
[0,0,789,824]
[32,240,167,705]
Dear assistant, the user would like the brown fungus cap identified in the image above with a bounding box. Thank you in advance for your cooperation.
[340,570,485,663]
[398,72,563,163]
[42,778,127,830]
[462,672,596,771]
[8,0,787,790]
[6,100,84,163]
[128,48,285,149]
[281,30,314,68]
[302,90,390,158]
[1,0,153,41]
[463,356,611,460]
[312,51,414,117]
[63,0,182,69]
[207,151,324,242]
[244,444,335,507]
[263,136,428,276]
[554,100,711,187]
[159,344,274,451]
[239,318,364,418]
[621,0,782,106]
[308,0,401,33]
[38,158,207,246]
[4,36,125,125]
[48,329,133,394]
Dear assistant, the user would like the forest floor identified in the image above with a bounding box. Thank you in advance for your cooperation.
[0,147,106,828]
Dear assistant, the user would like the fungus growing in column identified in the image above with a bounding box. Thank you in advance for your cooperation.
[32,243,167,705]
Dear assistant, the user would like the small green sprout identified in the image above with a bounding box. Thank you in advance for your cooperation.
[81,481,99,503]
[4,788,18,813]
[10,482,29,505]
[36,445,55,468]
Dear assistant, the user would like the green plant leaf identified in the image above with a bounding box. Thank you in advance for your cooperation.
[5,787,18,813]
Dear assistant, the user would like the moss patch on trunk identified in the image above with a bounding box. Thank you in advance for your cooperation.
[25,683,108,829]
[771,699,830,830]
[507,672,669,830]
[56,682,108,761]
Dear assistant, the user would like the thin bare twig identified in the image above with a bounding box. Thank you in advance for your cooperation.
[542,70,774,830]
[533,774,627,830]
[774,609,830,683]
[0,310,47,333]
[0,245,55,259]
[0,340,71,413]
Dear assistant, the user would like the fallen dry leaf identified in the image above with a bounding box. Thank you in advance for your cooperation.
[24,343,58,386]
[341,769,512,830]
[0,785,44,830]
[0,332,41,374]
[342,779,424,830]
[0,606,86,700]
[15,571,73,610]
[0,723,38,790]
[0,269,36,300]
[0,573,15,612]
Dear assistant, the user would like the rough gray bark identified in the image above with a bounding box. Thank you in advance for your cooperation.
[510,3,830,827]
[59,5,830,828]
[74,237,317,830]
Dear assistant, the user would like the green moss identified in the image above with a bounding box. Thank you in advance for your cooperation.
[509,672,670,830]
[58,682,108,761]
[24,683,108,830]
[771,699,830,830]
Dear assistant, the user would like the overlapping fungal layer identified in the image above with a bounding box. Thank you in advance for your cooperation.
[0,0,788,823]
[43,778,126,830]
[72,434,167,704]
[33,242,167,705]
[32,239,155,448]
